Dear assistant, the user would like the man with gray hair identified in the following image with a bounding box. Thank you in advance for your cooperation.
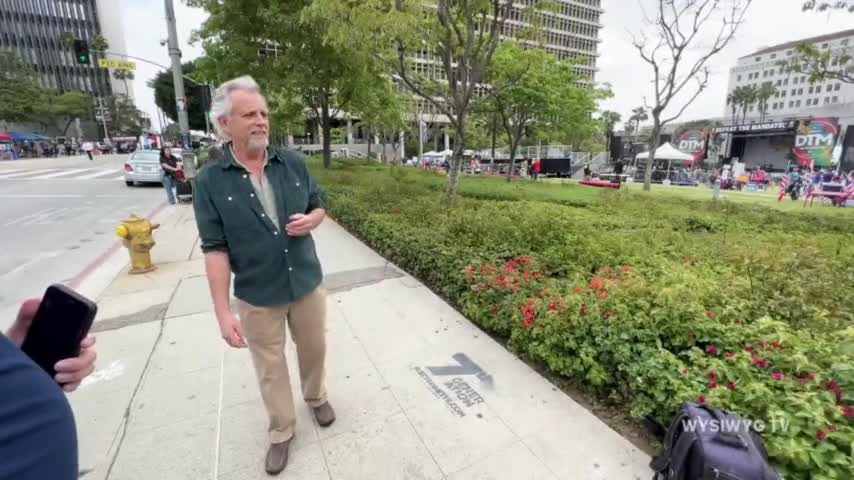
[192,75,334,475]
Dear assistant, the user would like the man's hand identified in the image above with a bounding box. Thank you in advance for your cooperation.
[286,210,324,237]
[7,298,97,393]
[217,310,247,348]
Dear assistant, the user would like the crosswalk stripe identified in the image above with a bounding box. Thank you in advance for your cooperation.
[76,169,122,179]
[0,168,27,176]
[112,175,128,180]
[30,168,93,179]
[0,168,61,179]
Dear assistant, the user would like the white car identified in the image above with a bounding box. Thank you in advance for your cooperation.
[124,150,164,186]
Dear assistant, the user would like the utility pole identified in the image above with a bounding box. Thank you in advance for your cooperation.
[96,96,110,142]
[164,0,190,149]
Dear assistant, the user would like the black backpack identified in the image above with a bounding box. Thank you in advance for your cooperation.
[650,402,781,480]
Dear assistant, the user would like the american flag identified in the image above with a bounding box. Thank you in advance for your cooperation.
[777,176,790,201]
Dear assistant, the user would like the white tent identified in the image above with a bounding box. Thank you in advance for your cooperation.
[635,143,694,162]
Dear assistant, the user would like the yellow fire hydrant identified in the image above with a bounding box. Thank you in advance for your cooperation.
[116,215,160,274]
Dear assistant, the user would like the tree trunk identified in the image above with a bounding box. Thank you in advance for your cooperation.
[505,132,519,182]
[366,127,372,160]
[643,116,661,192]
[321,99,332,168]
[447,127,465,203]
[381,131,388,164]
[62,118,75,137]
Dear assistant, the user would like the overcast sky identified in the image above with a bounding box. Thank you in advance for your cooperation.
[124,0,852,132]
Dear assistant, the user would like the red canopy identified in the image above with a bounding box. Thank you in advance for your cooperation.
[0,133,12,142]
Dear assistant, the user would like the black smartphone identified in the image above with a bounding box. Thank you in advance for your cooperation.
[20,284,97,380]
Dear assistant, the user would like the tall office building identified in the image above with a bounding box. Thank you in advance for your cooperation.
[0,0,131,99]
[412,0,603,117]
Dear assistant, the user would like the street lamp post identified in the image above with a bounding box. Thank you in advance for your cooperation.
[164,0,191,150]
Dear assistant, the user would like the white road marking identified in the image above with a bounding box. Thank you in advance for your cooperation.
[0,168,27,175]
[0,250,64,278]
[0,194,84,198]
[30,168,93,179]
[76,169,122,179]
[0,168,61,179]
[3,207,63,226]
[113,175,128,180]
[80,360,125,389]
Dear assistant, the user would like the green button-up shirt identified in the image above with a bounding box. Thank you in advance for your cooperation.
[192,145,324,307]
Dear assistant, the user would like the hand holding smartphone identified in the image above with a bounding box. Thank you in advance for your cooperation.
[20,284,97,381]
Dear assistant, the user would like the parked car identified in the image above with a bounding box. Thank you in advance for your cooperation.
[124,150,164,186]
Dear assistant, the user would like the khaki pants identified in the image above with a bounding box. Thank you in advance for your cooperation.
[238,288,328,444]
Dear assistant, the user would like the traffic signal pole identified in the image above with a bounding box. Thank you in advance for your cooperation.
[164,0,191,149]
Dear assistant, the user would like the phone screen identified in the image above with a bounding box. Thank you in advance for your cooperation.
[20,285,97,379]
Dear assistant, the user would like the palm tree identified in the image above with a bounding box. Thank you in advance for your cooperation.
[756,83,777,121]
[112,70,135,97]
[733,85,758,123]
[628,106,648,140]
[726,91,739,124]
[600,111,621,162]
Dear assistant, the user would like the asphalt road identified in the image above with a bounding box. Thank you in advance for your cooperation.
[0,154,166,330]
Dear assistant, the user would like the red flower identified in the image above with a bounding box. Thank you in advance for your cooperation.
[726,352,736,359]
[710,380,719,389]
[727,382,737,391]
[816,430,826,441]
[799,373,815,384]
[827,424,836,432]
[549,302,558,311]
[753,359,769,368]
[735,320,743,325]
[706,345,719,356]
[497,275,508,287]
[698,396,706,404]
[842,406,854,418]
[590,278,605,290]
[574,287,584,294]
[743,346,753,353]
[533,272,544,280]
[771,341,782,349]
[826,380,839,392]
[772,372,785,381]
[504,263,517,273]
[604,311,613,318]
[622,266,634,273]
[465,265,474,280]
[598,290,609,300]
[391,210,401,215]
[706,311,714,319]
[757,342,766,350]
[681,369,689,375]
[580,305,588,314]
[709,372,718,381]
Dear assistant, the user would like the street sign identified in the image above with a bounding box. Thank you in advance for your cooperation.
[97,59,136,71]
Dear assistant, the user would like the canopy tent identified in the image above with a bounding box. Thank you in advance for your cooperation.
[7,132,50,142]
[635,143,695,162]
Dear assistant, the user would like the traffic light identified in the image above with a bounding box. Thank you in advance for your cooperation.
[73,40,90,65]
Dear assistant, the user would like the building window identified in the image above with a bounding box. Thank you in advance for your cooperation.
[832,96,839,103]
[737,74,742,81]
[798,88,803,95]
[809,86,814,94]
[821,43,829,49]
[843,39,850,46]
[776,79,781,86]
[771,53,777,59]
[786,50,793,56]
[791,89,796,96]
[784,78,789,85]
[755,56,761,62]
[796,100,801,107]
[825,97,830,104]
[835,83,841,91]
[789,101,794,108]
[781,90,786,97]
[815,85,822,93]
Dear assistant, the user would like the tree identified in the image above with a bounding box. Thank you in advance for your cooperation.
[628,106,648,139]
[104,95,145,136]
[310,0,546,201]
[477,42,597,181]
[780,43,853,84]
[352,76,407,164]
[0,50,47,127]
[189,0,382,168]
[725,91,739,124]
[112,70,135,97]
[755,83,776,121]
[147,61,208,131]
[632,0,752,191]
[90,34,109,52]
[728,84,758,123]
[41,91,90,136]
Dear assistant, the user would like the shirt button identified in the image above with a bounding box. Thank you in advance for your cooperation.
[243,174,248,179]
[288,267,293,272]
[261,213,266,217]
[296,182,300,187]
[274,231,278,235]
[227,196,232,201]
[250,193,255,197]
[284,249,289,253]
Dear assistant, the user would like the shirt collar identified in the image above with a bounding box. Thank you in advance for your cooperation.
[221,143,281,170]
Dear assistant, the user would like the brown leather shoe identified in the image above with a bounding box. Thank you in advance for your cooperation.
[313,402,336,427]
[265,438,291,475]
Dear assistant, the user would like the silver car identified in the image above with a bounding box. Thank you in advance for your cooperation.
[124,151,164,186]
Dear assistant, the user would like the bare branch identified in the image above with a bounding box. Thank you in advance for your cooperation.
[661,69,709,125]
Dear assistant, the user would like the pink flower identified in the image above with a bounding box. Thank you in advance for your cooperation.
[816,430,826,441]
[598,290,609,300]
[726,352,736,359]
[574,287,584,294]
[709,380,719,389]
[706,311,714,319]
[771,372,784,381]
[698,396,706,404]
[590,278,605,290]
[753,359,769,368]
[727,382,737,391]
[706,345,719,356]
[681,369,689,375]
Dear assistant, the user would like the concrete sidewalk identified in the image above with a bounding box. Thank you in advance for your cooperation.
[71,205,652,480]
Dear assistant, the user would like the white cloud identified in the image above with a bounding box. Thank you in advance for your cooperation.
[598,0,853,127]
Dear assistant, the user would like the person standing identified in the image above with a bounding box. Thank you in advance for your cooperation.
[193,76,334,475]
[614,159,624,185]
[81,141,93,161]
[159,147,181,205]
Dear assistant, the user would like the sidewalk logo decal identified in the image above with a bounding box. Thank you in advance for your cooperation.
[413,353,492,418]
[80,360,125,389]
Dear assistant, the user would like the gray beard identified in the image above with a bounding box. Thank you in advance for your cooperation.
[247,136,268,151]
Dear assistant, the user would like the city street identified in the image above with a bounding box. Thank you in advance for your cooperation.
[0,154,165,330]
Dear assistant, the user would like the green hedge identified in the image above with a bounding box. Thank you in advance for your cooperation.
[310,160,854,479]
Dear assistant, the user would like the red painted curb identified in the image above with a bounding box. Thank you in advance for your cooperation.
[68,200,169,289]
